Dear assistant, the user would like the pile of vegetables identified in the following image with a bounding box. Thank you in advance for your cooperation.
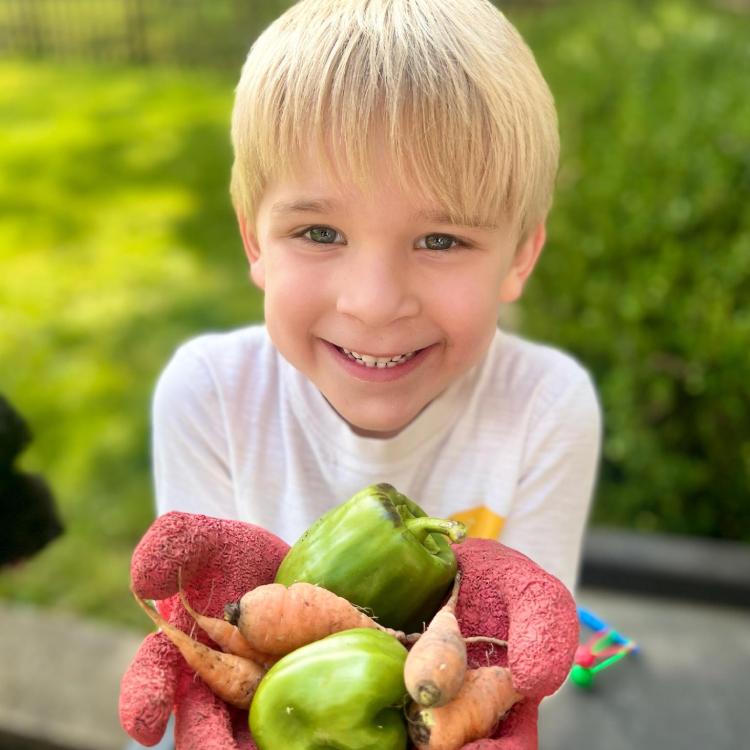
[135,483,524,749]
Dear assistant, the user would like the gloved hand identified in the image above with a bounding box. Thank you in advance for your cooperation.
[120,514,576,750]
[119,511,290,750]
[453,538,580,750]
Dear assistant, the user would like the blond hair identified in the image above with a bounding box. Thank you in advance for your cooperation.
[230,0,559,242]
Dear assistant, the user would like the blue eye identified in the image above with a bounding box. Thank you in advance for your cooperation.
[421,234,459,251]
[305,226,339,244]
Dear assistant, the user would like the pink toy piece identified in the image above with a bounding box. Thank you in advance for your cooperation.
[575,645,597,668]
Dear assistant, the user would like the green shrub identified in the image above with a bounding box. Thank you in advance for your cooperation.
[515,0,750,540]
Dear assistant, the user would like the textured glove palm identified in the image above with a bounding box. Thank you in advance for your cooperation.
[452,539,579,749]
[119,513,578,750]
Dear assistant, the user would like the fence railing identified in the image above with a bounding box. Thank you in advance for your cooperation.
[0,0,293,68]
[0,0,564,69]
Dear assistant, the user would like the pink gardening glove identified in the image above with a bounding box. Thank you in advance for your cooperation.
[452,538,579,750]
[119,511,290,750]
[120,514,575,750]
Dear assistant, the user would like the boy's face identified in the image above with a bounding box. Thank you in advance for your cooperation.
[239,151,545,438]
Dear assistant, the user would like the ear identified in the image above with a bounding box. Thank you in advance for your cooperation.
[237,212,265,290]
[498,222,547,304]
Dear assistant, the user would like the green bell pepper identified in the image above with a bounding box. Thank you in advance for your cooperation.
[275,483,466,632]
[249,628,409,750]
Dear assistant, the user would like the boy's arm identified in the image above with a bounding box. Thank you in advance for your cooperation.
[151,344,237,519]
[501,370,602,592]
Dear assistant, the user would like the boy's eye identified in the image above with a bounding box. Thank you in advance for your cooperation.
[305,226,340,244]
[419,234,459,251]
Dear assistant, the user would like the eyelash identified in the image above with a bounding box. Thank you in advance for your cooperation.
[295,226,469,252]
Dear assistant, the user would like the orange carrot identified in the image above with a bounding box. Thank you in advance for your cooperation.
[133,591,264,710]
[407,666,523,750]
[404,572,466,707]
[224,581,419,656]
[178,589,278,669]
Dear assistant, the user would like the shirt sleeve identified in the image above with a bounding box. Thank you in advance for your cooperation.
[150,343,237,520]
[500,368,602,593]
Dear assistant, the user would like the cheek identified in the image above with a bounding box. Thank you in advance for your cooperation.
[263,257,332,329]
[433,273,503,338]
[428,279,502,367]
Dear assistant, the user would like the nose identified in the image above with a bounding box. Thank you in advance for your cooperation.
[335,248,421,326]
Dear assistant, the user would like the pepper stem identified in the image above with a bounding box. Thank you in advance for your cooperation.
[405,517,467,544]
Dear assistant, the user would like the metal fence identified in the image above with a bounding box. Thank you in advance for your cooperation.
[0,0,293,68]
[0,0,563,69]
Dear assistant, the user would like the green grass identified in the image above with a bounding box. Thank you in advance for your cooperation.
[0,61,263,628]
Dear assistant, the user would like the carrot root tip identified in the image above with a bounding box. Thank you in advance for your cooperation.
[407,706,436,746]
[416,682,441,707]
[224,601,241,625]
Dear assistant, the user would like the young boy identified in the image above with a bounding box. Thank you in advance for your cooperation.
[152,0,601,595]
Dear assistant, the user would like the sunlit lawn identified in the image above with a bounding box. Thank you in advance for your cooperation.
[0,61,263,628]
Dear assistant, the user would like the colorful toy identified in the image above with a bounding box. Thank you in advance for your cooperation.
[569,606,639,688]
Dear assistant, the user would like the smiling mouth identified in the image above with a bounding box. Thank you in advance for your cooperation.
[337,346,418,369]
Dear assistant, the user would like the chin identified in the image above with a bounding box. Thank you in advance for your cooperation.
[342,409,417,439]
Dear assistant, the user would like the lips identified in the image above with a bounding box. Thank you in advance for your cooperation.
[321,339,434,382]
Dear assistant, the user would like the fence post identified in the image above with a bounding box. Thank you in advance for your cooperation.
[125,0,148,64]
[17,0,46,57]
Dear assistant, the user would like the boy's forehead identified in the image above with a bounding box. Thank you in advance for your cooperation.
[277,138,401,194]
[264,148,416,211]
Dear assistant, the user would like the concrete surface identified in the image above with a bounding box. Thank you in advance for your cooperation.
[540,588,750,750]
[0,603,142,750]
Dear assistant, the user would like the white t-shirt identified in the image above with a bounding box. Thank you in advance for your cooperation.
[152,325,601,592]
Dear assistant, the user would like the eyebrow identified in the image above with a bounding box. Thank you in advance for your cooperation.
[418,209,498,231]
[271,198,338,216]
[270,198,497,230]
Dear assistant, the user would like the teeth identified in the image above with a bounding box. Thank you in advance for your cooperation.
[341,347,417,368]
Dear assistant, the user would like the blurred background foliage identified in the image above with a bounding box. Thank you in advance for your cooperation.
[0,0,748,627]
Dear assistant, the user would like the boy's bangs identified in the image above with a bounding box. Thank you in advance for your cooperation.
[232,0,558,239]
[268,90,515,232]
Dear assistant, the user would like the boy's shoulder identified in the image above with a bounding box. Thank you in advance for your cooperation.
[156,324,276,397]
[170,324,271,365]
[480,329,600,423]
[490,329,594,391]
[172,323,275,369]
